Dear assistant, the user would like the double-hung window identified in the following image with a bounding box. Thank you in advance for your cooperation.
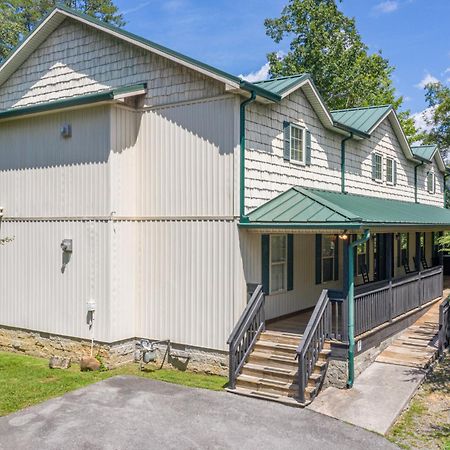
[427,171,435,193]
[386,157,394,184]
[373,153,383,182]
[290,124,305,163]
[322,235,336,282]
[270,235,287,294]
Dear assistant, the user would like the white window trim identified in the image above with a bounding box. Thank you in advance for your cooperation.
[427,171,435,194]
[322,235,336,284]
[289,123,306,165]
[374,152,383,183]
[269,234,288,295]
[385,157,394,185]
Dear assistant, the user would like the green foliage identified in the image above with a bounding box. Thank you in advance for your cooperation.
[437,232,450,252]
[421,82,450,158]
[0,0,124,63]
[0,352,226,416]
[264,0,418,141]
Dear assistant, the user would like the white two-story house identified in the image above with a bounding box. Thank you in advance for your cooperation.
[0,5,449,405]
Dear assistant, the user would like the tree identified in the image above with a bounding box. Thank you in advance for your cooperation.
[264,0,418,141]
[421,82,450,158]
[0,0,124,63]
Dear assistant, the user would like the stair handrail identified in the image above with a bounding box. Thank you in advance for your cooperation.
[227,285,265,389]
[296,289,331,403]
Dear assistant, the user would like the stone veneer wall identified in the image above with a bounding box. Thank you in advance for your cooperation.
[0,326,228,376]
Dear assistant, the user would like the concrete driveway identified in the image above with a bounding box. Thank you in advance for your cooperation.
[0,376,396,450]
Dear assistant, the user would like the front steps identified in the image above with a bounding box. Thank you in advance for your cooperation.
[227,329,331,406]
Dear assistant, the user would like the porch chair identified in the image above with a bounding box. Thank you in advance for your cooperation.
[360,264,370,284]
[403,257,413,274]
[420,255,429,270]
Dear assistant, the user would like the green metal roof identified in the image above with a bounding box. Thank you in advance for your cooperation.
[244,187,450,228]
[331,105,392,135]
[0,83,146,120]
[411,144,438,163]
[253,74,310,97]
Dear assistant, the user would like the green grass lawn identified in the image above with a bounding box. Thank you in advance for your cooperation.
[0,352,227,416]
[387,354,450,450]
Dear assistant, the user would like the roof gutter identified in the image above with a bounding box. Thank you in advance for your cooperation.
[340,133,353,194]
[239,91,257,223]
[347,229,371,389]
[333,121,370,139]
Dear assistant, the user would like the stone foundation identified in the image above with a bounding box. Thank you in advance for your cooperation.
[324,328,406,389]
[0,326,228,375]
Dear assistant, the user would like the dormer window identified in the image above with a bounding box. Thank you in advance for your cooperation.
[427,171,435,194]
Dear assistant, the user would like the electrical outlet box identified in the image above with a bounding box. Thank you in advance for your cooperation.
[61,123,72,138]
[87,299,96,312]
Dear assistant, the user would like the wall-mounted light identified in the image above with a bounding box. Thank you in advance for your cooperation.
[338,230,349,240]
[60,123,72,138]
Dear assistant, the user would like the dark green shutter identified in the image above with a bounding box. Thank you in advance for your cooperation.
[393,160,397,185]
[334,236,339,281]
[283,121,290,161]
[305,130,312,165]
[287,234,294,291]
[261,235,270,294]
[372,154,376,180]
[315,234,322,285]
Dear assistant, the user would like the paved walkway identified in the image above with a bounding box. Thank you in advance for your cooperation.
[309,299,444,435]
[0,376,395,450]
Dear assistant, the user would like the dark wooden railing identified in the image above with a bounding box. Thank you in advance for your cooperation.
[227,285,265,389]
[354,266,443,336]
[439,296,450,359]
[296,290,331,403]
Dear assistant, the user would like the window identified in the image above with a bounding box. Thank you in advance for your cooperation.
[355,235,367,275]
[386,157,394,184]
[373,153,383,181]
[290,124,305,163]
[270,235,287,294]
[427,172,435,193]
[322,235,336,282]
[399,233,409,266]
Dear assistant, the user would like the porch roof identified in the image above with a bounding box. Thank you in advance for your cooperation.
[241,187,450,229]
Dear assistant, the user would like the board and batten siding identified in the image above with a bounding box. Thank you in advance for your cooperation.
[244,89,443,213]
[0,19,225,112]
[0,220,111,342]
[0,105,111,218]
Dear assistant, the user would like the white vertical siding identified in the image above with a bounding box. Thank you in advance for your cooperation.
[0,220,111,341]
[0,106,111,217]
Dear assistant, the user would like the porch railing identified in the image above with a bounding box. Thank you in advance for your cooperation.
[296,290,332,404]
[439,296,450,359]
[227,285,265,389]
[354,266,443,336]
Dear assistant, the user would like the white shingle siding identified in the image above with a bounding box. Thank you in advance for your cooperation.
[245,89,443,211]
[0,19,225,111]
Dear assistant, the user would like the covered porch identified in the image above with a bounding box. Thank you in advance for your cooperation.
[228,187,450,404]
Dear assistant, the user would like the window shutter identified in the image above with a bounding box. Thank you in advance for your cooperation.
[305,129,312,165]
[287,234,294,291]
[334,236,339,281]
[393,160,397,185]
[283,121,291,161]
[372,154,376,180]
[261,235,270,294]
[315,234,322,285]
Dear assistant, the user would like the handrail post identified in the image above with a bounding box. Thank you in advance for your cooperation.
[388,280,393,322]
[418,271,422,307]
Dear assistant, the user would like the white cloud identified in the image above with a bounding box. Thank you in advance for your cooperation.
[239,62,270,83]
[415,73,439,89]
[123,1,153,15]
[412,107,434,133]
[373,1,399,14]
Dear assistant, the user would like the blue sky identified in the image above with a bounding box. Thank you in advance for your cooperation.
[115,0,450,128]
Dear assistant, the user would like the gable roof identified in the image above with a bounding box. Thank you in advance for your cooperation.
[331,105,392,135]
[243,186,450,229]
[411,144,438,162]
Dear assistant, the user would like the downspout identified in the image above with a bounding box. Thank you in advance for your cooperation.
[239,91,257,223]
[414,161,423,203]
[347,228,370,389]
[340,133,353,194]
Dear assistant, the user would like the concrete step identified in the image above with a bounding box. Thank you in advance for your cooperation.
[253,340,298,357]
[319,348,332,361]
[307,372,323,388]
[226,387,307,407]
[241,362,298,382]
[248,351,298,370]
[259,330,302,346]
[236,374,298,397]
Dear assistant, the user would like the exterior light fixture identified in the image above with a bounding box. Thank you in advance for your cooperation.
[339,230,349,240]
